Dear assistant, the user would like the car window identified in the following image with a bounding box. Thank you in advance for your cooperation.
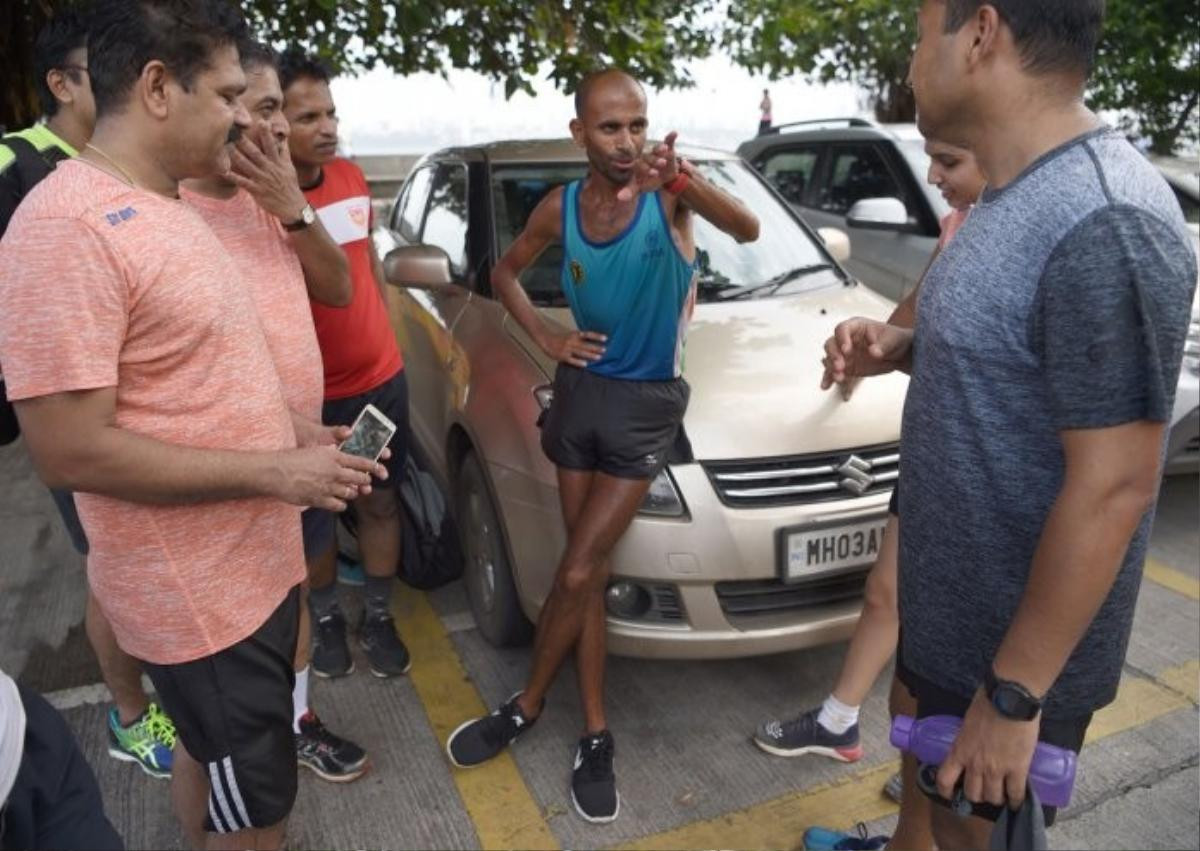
[419,164,469,275]
[819,144,906,216]
[490,160,838,307]
[760,146,821,207]
[396,166,434,243]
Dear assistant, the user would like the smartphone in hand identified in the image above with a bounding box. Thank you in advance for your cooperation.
[338,403,396,464]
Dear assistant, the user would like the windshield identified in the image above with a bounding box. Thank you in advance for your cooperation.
[897,139,952,220]
[490,159,841,306]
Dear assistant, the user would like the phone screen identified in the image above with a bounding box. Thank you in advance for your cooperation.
[339,405,396,463]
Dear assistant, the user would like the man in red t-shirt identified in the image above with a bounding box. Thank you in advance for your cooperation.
[279,49,411,680]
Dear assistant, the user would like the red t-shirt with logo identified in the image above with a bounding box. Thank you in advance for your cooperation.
[304,158,403,400]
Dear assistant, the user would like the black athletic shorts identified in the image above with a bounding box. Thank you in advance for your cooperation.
[313,368,410,545]
[540,364,690,480]
[300,507,335,561]
[888,480,899,516]
[49,488,90,556]
[142,585,301,835]
[896,651,1092,826]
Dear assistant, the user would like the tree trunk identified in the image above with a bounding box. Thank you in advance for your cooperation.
[873,78,916,124]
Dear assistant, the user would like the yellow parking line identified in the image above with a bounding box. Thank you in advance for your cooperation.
[1156,659,1200,705]
[620,661,1197,851]
[1144,558,1200,601]
[393,585,558,850]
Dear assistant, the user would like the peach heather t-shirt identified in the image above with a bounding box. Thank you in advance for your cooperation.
[0,161,305,665]
[182,187,324,422]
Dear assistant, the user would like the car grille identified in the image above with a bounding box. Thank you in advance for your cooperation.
[703,444,899,508]
[715,571,868,617]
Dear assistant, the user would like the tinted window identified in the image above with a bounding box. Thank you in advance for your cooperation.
[491,160,838,307]
[761,146,821,207]
[420,164,469,275]
[396,166,434,243]
[820,145,905,215]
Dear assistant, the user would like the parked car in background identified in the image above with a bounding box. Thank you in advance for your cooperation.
[737,118,949,304]
[372,139,909,659]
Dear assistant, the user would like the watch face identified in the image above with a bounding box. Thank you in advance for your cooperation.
[301,205,316,225]
[993,684,1037,719]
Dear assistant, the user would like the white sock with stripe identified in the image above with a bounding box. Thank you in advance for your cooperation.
[293,666,310,733]
[816,694,860,735]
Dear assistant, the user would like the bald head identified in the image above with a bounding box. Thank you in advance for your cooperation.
[573,68,645,119]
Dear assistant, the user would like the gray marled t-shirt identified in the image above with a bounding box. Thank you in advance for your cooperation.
[899,128,1197,717]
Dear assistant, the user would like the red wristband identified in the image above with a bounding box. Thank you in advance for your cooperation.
[664,171,690,195]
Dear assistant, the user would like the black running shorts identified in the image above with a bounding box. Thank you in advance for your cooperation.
[142,585,301,834]
[896,650,1092,826]
[540,365,689,480]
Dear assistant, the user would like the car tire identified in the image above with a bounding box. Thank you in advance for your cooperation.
[456,450,534,647]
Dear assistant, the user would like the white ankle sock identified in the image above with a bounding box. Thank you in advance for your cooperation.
[816,694,860,735]
[293,666,310,733]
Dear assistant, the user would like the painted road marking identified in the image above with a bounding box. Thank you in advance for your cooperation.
[619,661,1197,851]
[1144,558,1200,601]
[393,585,558,851]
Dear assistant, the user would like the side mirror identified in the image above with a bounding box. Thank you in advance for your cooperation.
[383,244,453,290]
[846,197,912,232]
[817,227,852,263]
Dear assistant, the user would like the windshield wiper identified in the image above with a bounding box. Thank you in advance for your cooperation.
[715,263,835,301]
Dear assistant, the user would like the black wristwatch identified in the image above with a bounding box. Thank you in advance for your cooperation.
[984,667,1042,721]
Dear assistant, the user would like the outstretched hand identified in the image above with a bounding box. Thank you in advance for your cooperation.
[616,131,681,202]
[820,317,914,390]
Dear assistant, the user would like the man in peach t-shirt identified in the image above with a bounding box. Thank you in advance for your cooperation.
[0,4,382,849]
[181,39,371,785]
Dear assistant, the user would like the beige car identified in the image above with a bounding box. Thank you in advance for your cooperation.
[372,139,908,659]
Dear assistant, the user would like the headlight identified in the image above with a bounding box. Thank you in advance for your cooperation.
[639,469,687,517]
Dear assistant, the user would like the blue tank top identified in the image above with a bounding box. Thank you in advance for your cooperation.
[560,181,697,381]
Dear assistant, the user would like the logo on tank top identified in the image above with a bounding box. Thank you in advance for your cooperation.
[569,259,586,286]
[642,228,665,261]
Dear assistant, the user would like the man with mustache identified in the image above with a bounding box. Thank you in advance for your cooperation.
[0,3,382,847]
[279,49,413,683]
[180,38,373,786]
[445,68,760,823]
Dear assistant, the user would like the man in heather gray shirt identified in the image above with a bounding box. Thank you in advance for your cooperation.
[822,1,1196,847]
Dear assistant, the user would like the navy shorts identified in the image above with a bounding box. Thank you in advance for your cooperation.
[896,651,1092,826]
[540,365,689,480]
[142,586,300,834]
[300,508,335,561]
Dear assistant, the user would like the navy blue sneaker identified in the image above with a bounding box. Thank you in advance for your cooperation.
[804,823,889,850]
[753,707,863,761]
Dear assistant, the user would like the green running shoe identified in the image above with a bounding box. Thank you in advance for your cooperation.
[107,702,175,778]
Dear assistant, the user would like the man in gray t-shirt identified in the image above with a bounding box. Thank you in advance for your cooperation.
[822,1,1196,848]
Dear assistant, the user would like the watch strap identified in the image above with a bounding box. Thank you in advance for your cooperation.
[984,667,1042,721]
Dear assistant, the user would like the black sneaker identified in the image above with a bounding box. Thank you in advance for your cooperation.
[311,609,354,678]
[753,707,863,762]
[446,692,540,768]
[358,612,411,677]
[296,712,369,783]
[571,730,619,824]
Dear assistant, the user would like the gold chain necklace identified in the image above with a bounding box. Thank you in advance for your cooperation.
[83,142,138,188]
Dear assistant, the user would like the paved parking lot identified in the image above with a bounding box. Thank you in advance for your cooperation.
[1,439,1196,850]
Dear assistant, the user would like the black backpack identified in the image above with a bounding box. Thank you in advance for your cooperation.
[339,449,464,590]
[0,136,57,446]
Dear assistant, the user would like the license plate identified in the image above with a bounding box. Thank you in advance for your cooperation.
[781,518,888,582]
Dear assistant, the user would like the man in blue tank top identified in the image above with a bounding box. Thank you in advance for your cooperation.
[446,68,760,822]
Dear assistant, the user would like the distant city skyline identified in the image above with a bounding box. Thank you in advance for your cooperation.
[330,55,865,156]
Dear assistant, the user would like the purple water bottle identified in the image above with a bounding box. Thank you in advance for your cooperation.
[890,715,1078,808]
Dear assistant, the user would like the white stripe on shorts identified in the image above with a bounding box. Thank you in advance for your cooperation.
[222,755,253,829]
[207,794,229,834]
[208,759,241,832]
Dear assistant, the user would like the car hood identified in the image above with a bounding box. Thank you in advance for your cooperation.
[526,282,909,461]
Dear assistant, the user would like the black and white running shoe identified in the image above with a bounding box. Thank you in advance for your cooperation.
[296,712,369,782]
[753,707,863,761]
[446,692,540,768]
[571,730,619,824]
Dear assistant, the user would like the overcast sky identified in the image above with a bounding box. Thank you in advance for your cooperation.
[330,55,865,156]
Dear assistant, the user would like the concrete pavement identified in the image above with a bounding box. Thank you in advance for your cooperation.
[1,437,1196,850]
